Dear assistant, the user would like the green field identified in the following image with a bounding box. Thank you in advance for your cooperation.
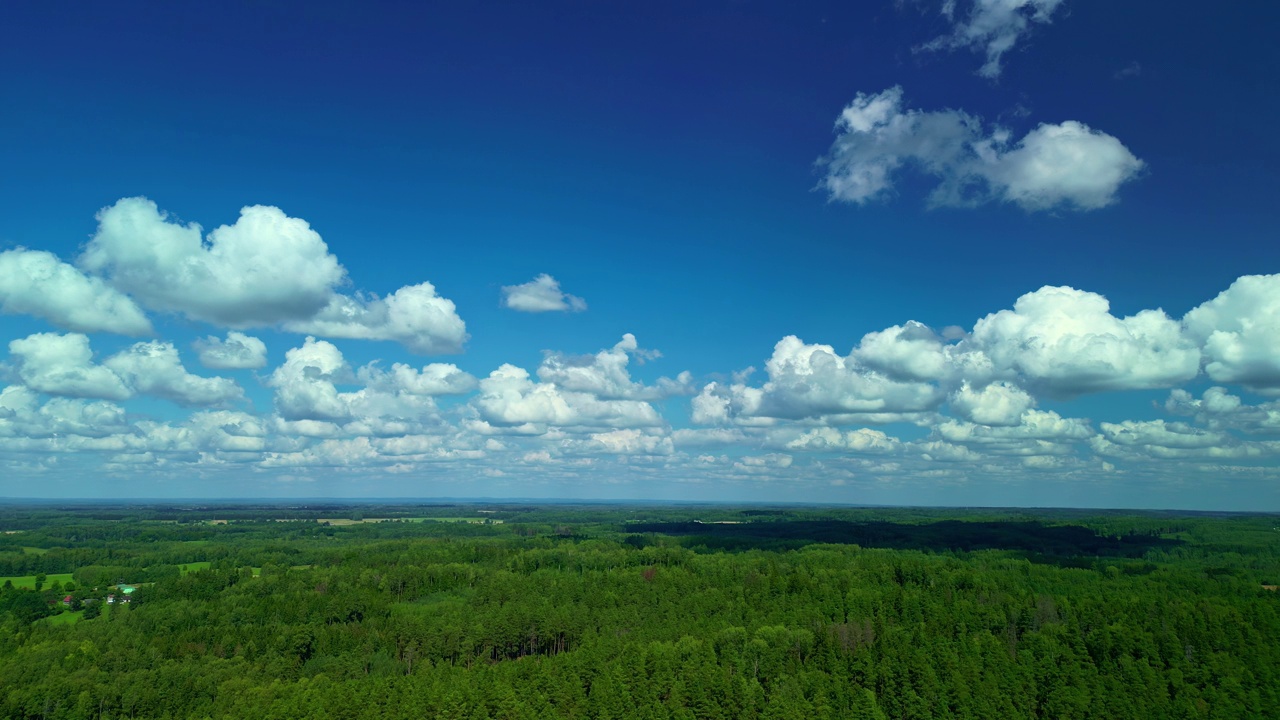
[178,561,212,575]
[44,609,83,625]
[0,572,74,589]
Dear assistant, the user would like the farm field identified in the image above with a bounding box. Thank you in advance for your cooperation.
[1,502,1278,719]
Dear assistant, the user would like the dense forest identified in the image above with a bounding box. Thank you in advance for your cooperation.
[1,502,1277,719]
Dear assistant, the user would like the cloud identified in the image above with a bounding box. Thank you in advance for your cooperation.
[695,335,944,424]
[103,341,243,407]
[935,409,1093,458]
[968,285,1200,395]
[357,362,477,396]
[473,364,663,430]
[0,385,130,440]
[81,197,346,326]
[79,198,468,354]
[948,381,1034,426]
[265,337,450,433]
[0,248,152,335]
[920,0,1066,78]
[266,337,356,421]
[283,282,468,354]
[536,334,691,400]
[8,333,131,400]
[193,332,268,369]
[501,274,587,313]
[854,321,954,382]
[783,427,904,454]
[1183,274,1280,392]
[7,333,239,407]
[819,87,1144,211]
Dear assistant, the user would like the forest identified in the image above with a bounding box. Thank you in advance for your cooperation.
[1,501,1277,719]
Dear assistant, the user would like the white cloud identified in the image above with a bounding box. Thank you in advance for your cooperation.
[968,285,1200,395]
[783,427,904,454]
[0,386,130,440]
[948,381,1034,426]
[193,331,268,369]
[283,282,467,355]
[1183,274,1280,392]
[7,333,237,407]
[915,440,985,462]
[265,337,444,426]
[576,429,674,456]
[702,335,944,423]
[1089,419,1279,461]
[976,121,1147,211]
[266,337,355,421]
[1165,387,1280,436]
[103,341,242,407]
[0,249,152,335]
[536,334,690,400]
[81,197,346,326]
[854,321,953,382]
[358,362,476,396]
[473,364,663,430]
[501,274,587,313]
[819,87,1143,212]
[920,0,1066,78]
[8,333,130,400]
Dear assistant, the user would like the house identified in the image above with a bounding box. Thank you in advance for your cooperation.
[106,594,116,604]
[61,595,73,606]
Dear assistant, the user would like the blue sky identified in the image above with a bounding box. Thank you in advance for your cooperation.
[2,1,1280,508]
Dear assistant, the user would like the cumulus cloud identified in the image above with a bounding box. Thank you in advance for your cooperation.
[0,249,152,335]
[537,334,691,400]
[193,331,268,369]
[819,87,1143,211]
[949,381,1034,426]
[266,337,356,421]
[81,197,346,326]
[104,341,243,407]
[1165,387,1280,436]
[8,333,131,400]
[783,427,904,454]
[1183,274,1280,392]
[78,198,469,355]
[575,429,674,456]
[7,333,239,406]
[854,321,953,382]
[501,274,587,313]
[283,282,467,355]
[695,335,944,424]
[935,409,1092,460]
[1089,419,1278,461]
[473,364,663,430]
[967,285,1200,395]
[265,337,446,427]
[0,385,130,440]
[358,362,477,396]
[920,0,1066,78]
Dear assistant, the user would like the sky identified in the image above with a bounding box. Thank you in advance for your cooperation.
[2,1,1280,508]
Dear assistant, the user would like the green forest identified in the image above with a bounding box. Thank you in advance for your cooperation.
[1,502,1277,719]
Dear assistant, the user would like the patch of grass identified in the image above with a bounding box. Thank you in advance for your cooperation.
[179,561,212,575]
[0,572,74,589]
[44,610,83,625]
[21,546,49,555]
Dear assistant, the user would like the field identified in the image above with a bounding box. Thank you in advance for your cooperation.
[0,572,74,589]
